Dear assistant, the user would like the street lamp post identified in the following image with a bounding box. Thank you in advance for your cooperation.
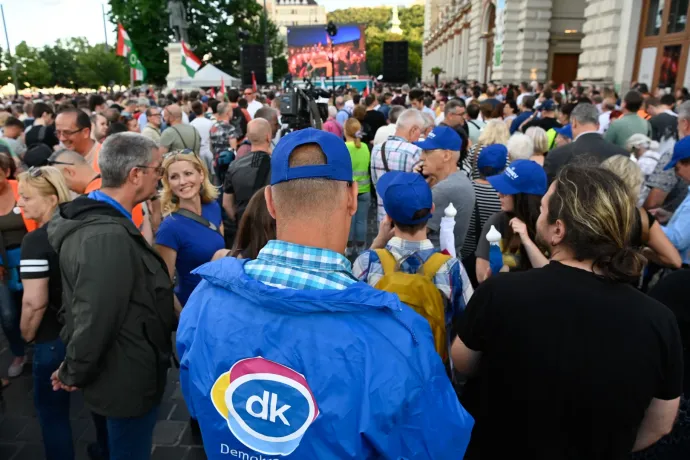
[0,5,18,97]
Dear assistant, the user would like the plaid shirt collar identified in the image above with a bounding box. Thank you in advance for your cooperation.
[386,135,408,143]
[257,240,353,274]
[386,237,434,254]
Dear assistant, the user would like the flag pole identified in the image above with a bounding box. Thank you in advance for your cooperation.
[0,5,18,97]
[102,4,109,51]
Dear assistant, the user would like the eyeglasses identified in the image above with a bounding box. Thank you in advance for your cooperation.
[47,159,75,166]
[135,164,165,176]
[55,127,85,138]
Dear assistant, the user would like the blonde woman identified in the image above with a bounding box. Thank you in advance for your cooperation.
[525,126,548,166]
[154,150,224,310]
[601,156,681,269]
[462,119,510,179]
[16,166,74,459]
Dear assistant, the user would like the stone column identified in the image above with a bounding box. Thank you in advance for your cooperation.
[512,0,552,82]
[467,0,483,81]
[577,0,642,92]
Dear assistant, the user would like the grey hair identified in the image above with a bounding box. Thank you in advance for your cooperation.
[570,103,600,126]
[396,108,425,130]
[137,97,150,107]
[125,99,138,107]
[327,106,337,118]
[444,99,465,116]
[49,149,87,166]
[678,100,690,121]
[507,133,534,161]
[99,133,157,188]
[422,112,435,130]
[217,102,231,117]
[388,105,405,123]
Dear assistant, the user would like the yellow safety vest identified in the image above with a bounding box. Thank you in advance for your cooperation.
[346,141,371,194]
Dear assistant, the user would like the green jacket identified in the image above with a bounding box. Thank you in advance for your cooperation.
[604,113,652,149]
[48,196,176,418]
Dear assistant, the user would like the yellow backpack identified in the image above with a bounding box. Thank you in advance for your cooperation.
[374,249,450,361]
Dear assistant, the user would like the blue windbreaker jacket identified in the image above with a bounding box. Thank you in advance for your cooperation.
[177,257,474,459]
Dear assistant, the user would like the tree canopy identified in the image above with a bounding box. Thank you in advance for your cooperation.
[327,5,424,83]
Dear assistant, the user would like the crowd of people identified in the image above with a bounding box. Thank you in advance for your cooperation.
[0,75,687,460]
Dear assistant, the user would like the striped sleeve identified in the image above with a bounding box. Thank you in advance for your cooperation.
[20,229,52,280]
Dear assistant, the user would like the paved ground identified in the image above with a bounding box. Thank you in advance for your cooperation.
[0,201,380,460]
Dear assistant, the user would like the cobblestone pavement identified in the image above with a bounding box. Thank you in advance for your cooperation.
[0,200,380,460]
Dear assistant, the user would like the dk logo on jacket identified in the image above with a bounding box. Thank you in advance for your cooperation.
[211,357,319,456]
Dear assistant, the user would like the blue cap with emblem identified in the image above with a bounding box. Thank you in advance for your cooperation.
[487,159,547,196]
[414,125,463,151]
[376,171,433,225]
[270,128,353,185]
[664,135,690,170]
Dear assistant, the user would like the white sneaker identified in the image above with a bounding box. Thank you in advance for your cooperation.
[8,356,26,378]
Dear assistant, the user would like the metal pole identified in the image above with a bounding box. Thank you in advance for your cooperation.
[102,4,109,51]
[331,41,336,104]
[0,5,18,97]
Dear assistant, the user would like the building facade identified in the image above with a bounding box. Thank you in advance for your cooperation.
[261,0,327,29]
[423,0,689,93]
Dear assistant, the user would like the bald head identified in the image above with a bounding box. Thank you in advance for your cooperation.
[247,119,273,151]
[165,104,183,123]
[48,149,97,194]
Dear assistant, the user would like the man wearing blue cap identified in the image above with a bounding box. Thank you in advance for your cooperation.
[653,136,690,266]
[520,99,562,133]
[177,128,474,459]
[415,125,476,257]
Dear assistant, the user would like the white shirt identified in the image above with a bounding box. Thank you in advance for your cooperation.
[516,92,532,106]
[598,112,611,134]
[190,116,215,162]
[373,124,397,146]
[247,100,263,119]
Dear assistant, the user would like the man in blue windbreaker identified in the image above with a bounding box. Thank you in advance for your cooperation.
[177,128,474,459]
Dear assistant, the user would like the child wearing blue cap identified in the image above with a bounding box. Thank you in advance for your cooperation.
[353,170,473,359]
[475,160,549,282]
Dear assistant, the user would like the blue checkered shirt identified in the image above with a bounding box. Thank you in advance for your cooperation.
[244,240,358,290]
[352,237,473,322]
[370,136,422,223]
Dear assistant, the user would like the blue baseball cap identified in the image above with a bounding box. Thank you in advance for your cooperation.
[201,95,209,102]
[664,135,690,170]
[555,124,572,139]
[377,171,433,225]
[271,128,353,185]
[414,126,463,151]
[487,159,547,196]
[539,99,555,111]
[477,144,508,170]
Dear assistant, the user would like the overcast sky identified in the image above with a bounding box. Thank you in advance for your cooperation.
[0,0,416,50]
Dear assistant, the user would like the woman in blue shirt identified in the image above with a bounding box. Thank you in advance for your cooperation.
[155,150,225,312]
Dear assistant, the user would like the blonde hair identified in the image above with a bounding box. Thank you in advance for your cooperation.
[478,119,510,146]
[160,152,219,216]
[17,166,72,204]
[344,118,362,148]
[525,126,548,154]
[601,155,644,203]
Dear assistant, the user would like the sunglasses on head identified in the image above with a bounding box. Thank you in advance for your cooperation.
[163,148,197,159]
[27,167,59,194]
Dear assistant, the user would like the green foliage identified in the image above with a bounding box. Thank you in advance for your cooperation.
[109,0,171,85]
[13,41,53,88]
[76,45,129,88]
[327,5,424,83]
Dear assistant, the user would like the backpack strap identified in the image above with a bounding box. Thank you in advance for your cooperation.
[380,142,390,172]
[374,249,397,275]
[638,207,651,244]
[422,253,451,279]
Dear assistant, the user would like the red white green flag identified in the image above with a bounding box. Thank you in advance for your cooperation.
[116,23,147,82]
[181,41,202,77]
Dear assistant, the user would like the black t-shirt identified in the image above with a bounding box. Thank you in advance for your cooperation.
[649,269,690,396]
[458,262,683,459]
[223,151,271,221]
[521,116,562,133]
[650,112,678,142]
[362,110,386,145]
[20,226,63,343]
[25,124,59,150]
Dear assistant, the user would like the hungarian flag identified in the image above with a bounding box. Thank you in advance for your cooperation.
[181,41,202,77]
[219,76,226,100]
[251,71,257,93]
[116,23,147,82]
[209,87,216,99]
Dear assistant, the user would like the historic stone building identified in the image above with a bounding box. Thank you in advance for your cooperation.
[423,0,684,93]
[260,0,327,29]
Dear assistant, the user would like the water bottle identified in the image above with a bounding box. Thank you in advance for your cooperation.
[486,225,503,276]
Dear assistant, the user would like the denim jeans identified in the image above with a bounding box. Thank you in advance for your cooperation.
[349,192,371,244]
[91,405,159,460]
[33,338,74,460]
[0,282,24,357]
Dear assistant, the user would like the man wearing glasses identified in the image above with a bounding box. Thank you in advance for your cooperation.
[243,87,263,119]
[55,108,101,172]
[142,107,163,144]
[48,133,174,460]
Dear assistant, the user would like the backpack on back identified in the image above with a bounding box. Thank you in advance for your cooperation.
[374,249,451,360]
